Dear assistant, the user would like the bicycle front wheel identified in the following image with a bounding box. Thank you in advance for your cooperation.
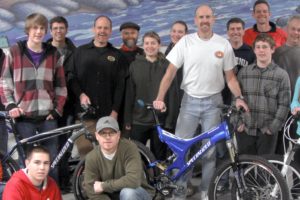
[208,154,289,200]
[264,154,300,200]
[0,152,19,188]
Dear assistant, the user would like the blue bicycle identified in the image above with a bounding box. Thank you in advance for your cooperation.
[73,102,289,200]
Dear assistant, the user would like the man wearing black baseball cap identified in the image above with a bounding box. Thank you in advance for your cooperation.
[84,116,154,200]
[119,21,143,64]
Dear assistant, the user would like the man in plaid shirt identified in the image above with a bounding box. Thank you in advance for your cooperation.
[236,33,291,155]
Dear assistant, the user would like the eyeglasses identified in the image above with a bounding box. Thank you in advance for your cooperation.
[98,130,118,137]
[52,27,66,31]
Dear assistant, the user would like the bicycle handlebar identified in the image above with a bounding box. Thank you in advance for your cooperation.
[0,111,10,119]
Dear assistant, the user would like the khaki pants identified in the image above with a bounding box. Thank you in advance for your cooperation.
[74,119,97,158]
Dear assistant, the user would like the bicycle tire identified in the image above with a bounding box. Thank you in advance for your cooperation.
[208,154,289,200]
[72,140,158,200]
[0,152,20,187]
[73,158,86,200]
[264,154,300,200]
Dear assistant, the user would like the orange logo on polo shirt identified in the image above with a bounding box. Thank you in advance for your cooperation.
[215,51,224,58]
[107,56,116,62]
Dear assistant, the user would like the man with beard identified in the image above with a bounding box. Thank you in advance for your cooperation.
[69,15,127,156]
[119,22,143,64]
[153,5,248,199]
[119,22,143,136]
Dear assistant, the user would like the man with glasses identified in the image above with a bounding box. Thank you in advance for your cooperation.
[47,16,76,192]
[84,116,154,200]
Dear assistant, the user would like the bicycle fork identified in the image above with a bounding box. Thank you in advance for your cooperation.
[226,139,248,196]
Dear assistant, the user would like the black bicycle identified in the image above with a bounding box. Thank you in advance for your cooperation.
[0,107,96,191]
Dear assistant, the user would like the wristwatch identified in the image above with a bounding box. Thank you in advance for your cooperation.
[235,95,245,100]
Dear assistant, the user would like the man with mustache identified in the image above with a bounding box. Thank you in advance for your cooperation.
[119,22,143,64]
[69,15,127,156]
[153,4,248,199]
[118,22,143,136]
[243,0,287,48]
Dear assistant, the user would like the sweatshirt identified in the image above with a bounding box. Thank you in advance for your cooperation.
[2,169,62,200]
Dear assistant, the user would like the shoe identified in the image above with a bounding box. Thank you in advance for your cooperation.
[216,185,226,193]
[201,191,208,200]
[186,185,195,197]
[216,183,229,193]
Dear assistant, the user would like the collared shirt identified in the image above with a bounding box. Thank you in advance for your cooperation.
[237,61,291,136]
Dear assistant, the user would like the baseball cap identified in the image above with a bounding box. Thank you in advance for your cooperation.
[96,116,120,133]
[119,22,140,31]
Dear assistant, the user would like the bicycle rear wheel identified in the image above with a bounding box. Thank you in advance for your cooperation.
[0,152,19,190]
[72,140,158,200]
[264,154,300,200]
[208,154,289,200]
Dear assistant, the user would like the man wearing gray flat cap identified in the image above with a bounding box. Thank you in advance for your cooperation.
[84,116,154,200]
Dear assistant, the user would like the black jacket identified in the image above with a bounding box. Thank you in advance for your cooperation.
[47,37,77,117]
[69,41,128,118]
[0,48,4,111]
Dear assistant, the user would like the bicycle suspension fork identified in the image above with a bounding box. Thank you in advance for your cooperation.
[226,138,247,194]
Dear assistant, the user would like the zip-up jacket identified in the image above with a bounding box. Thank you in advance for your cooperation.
[124,55,178,129]
[1,40,67,119]
[243,21,287,48]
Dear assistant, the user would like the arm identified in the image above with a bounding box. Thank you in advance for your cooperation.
[1,49,24,118]
[124,65,136,129]
[101,141,143,192]
[68,48,90,106]
[153,63,177,110]
[51,55,67,118]
[111,55,128,118]
[2,179,24,200]
[225,69,249,112]
[291,77,300,114]
[84,151,103,200]
[268,73,291,134]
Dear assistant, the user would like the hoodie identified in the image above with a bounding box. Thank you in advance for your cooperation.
[124,55,179,129]
[1,40,67,120]
[2,169,62,200]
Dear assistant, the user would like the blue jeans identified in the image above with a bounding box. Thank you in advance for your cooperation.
[174,93,222,198]
[15,119,59,182]
[119,187,152,200]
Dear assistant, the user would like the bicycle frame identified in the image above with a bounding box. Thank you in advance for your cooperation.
[0,111,91,171]
[146,104,234,181]
[156,122,231,180]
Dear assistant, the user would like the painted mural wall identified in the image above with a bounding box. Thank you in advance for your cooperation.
[0,0,299,47]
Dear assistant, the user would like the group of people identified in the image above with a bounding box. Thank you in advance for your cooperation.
[0,0,300,199]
